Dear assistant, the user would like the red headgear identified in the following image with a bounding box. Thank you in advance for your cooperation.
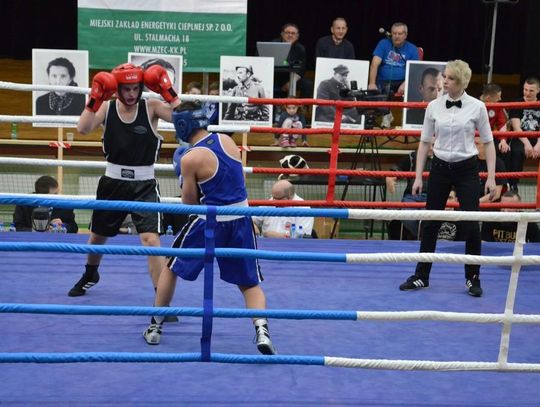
[111,63,144,105]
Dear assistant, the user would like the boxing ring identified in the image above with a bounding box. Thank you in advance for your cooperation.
[0,197,540,405]
[1,82,540,404]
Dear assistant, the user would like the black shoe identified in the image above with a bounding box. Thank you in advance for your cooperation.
[68,270,100,297]
[399,275,429,291]
[466,277,483,297]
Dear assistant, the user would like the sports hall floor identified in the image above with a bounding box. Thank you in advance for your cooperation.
[1,232,539,406]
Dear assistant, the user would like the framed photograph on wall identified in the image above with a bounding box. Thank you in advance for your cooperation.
[128,53,183,94]
[219,56,274,127]
[311,57,370,129]
[403,60,447,129]
[32,49,89,127]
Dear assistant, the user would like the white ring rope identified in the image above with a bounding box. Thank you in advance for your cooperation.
[355,310,540,324]
[0,80,250,130]
[0,156,254,173]
[0,156,174,171]
[0,80,249,104]
[324,358,540,372]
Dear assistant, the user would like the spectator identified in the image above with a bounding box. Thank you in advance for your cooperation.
[315,17,355,60]
[481,190,540,242]
[399,59,496,297]
[186,81,202,95]
[407,67,443,125]
[13,175,78,233]
[272,23,313,98]
[480,83,509,154]
[272,101,308,147]
[208,81,220,96]
[252,179,314,238]
[503,77,540,191]
[314,64,362,124]
[368,22,419,95]
[35,57,86,116]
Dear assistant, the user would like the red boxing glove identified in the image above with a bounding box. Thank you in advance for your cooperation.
[143,65,178,103]
[86,72,117,112]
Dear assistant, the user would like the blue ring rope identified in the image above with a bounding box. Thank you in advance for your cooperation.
[0,196,348,364]
[0,303,358,320]
[0,352,325,365]
[0,195,349,218]
[0,242,347,262]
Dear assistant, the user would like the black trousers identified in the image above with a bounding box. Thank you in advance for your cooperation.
[415,155,481,279]
[499,145,524,191]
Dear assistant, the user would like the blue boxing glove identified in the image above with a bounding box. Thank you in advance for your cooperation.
[172,146,189,178]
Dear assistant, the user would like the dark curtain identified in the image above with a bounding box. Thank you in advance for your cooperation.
[0,0,535,79]
[248,0,529,77]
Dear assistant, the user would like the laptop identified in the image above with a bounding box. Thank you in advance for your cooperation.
[256,42,291,67]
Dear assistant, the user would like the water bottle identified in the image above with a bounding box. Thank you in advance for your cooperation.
[9,222,16,232]
[166,225,174,236]
[284,223,291,238]
[0,221,4,232]
[10,123,18,139]
[127,226,132,235]
[297,225,304,238]
[291,223,297,239]
[51,223,59,233]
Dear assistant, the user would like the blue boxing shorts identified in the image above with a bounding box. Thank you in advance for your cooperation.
[168,215,263,287]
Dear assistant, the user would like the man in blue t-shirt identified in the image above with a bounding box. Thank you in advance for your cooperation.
[368,22,419,95]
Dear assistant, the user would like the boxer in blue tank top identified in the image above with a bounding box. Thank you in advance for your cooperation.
[143,101,276,355]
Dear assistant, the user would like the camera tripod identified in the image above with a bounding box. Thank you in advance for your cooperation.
[329,129,387,239]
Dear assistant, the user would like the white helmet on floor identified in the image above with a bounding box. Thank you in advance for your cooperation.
[278,154,308,180]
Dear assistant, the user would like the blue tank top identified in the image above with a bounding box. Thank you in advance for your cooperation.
[192,133,247,206]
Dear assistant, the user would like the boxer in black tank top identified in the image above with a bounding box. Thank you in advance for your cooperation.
[68,62,181,299]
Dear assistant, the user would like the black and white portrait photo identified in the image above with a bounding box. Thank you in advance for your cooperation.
[128,53,182,93]
[32,49,88,125]
[312,57,369,129]
[403,60,447,128]
[220,56,274,126]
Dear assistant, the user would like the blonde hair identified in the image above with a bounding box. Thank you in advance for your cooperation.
[446,60,472,89]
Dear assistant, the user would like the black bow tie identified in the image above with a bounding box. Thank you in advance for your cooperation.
[446,100,462,109]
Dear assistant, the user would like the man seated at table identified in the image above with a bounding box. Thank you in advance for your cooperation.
[252,179,313,238]
[13,175,78,233]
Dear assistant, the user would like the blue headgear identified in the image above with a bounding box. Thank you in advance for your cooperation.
[172,102,218,143]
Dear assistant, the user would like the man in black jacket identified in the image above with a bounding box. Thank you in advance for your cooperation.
[13,175,78,233]
[272,23,313,98]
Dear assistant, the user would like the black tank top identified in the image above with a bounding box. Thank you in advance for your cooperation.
[103,99,162,166]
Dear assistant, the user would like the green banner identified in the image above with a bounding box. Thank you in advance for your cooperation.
[78,8,246,71]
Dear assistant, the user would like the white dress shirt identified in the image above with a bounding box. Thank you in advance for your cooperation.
[252,194,314,236]
[421,92,493,162]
